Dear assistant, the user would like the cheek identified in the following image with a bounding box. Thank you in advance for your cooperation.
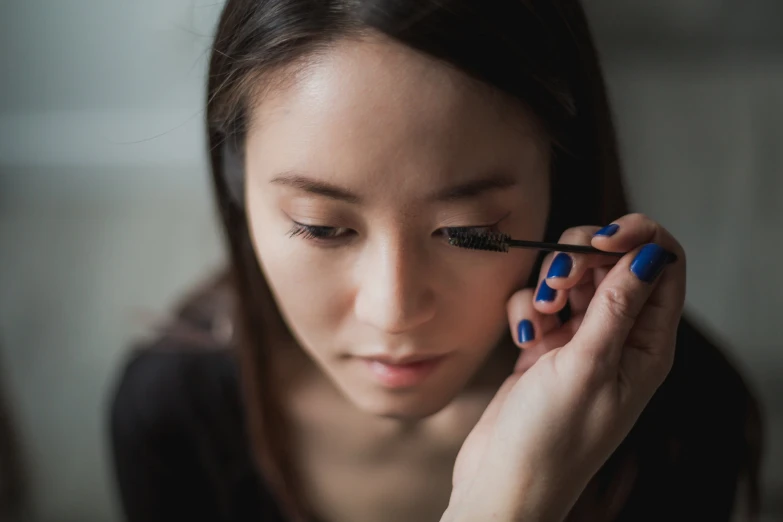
[247,209,352,349]
[267,252,349,326]
[438,207,547,346]
[435,248,539,354]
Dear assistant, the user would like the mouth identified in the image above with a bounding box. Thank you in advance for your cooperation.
[356,354,448,389]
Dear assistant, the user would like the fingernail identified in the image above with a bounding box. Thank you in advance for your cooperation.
[630,243,673,283]
[535,280,557,302]
[594,223,619,237]
[517,320,535,344]
[546,253,573,279]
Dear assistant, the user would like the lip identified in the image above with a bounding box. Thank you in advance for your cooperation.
[359,354,446,365]
[357,354,447,388]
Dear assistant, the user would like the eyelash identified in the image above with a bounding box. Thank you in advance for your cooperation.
[287,222,500,244]
[287,223,355,242]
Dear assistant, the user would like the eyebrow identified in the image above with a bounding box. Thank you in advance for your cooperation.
[270,172,361,203]
[269,171,517,203]
[430,172,518,202]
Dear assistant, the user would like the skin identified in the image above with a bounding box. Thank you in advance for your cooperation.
[242,34,686,522]
[245,35,550,420]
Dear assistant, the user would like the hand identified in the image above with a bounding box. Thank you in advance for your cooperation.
[443,214,686,522]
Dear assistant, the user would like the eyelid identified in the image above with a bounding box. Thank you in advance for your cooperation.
[442,222,500,231]
[283,203,355,226]
[436,210,511,230]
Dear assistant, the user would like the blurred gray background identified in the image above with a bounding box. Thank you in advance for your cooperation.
[0,1,781,520]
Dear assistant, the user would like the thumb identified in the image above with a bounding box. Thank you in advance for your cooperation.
[567,243,675,375]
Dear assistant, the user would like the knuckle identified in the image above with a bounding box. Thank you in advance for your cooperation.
[597,286,639,324]
[559,226,594,245]
[628,212,658,234]
[508,289,535,314]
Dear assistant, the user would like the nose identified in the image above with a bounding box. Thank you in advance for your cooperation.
[353,237,437,335]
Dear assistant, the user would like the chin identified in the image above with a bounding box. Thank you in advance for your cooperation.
[357,394,449,420]
[341,378,468,420]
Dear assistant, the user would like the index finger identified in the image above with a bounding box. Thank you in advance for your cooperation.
[569,216,684,375]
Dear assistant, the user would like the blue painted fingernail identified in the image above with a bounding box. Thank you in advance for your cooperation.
[630,243,672,283]
[535,280,557,302]
[517,320,535,344]
[546,253,573,279]
[594,224,619,237]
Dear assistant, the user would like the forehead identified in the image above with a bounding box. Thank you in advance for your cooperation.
[245,35,546,195]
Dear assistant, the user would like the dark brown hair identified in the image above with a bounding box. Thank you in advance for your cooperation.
[203,1,763,520]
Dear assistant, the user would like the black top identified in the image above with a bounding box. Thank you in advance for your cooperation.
[109,319,759,522]
[109,342,286,522]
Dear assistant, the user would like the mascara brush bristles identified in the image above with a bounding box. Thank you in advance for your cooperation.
[447,230,510,252]
[448,229,633,258]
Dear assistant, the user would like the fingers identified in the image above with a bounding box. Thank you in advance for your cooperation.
[590,215,686,351]
[533,226,615,316]
[566,275,596,316]
[591,213,673,257]
[507,287,560,348]
[568,244,669,371]
[519,214,685,389]
[593,216,686,387]
[539,227,617,292]
[567,214,685,378]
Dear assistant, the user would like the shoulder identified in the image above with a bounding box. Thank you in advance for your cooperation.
[623,315,763,519]
[667,316,761,439]
[109,334,243,442]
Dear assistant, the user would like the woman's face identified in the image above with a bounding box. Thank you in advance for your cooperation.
[245,36,550,419]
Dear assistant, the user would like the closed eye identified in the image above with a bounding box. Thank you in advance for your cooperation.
[287,222,501,246]
[288,222,355,242]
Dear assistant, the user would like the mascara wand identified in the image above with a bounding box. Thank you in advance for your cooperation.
[447,230,627,257]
